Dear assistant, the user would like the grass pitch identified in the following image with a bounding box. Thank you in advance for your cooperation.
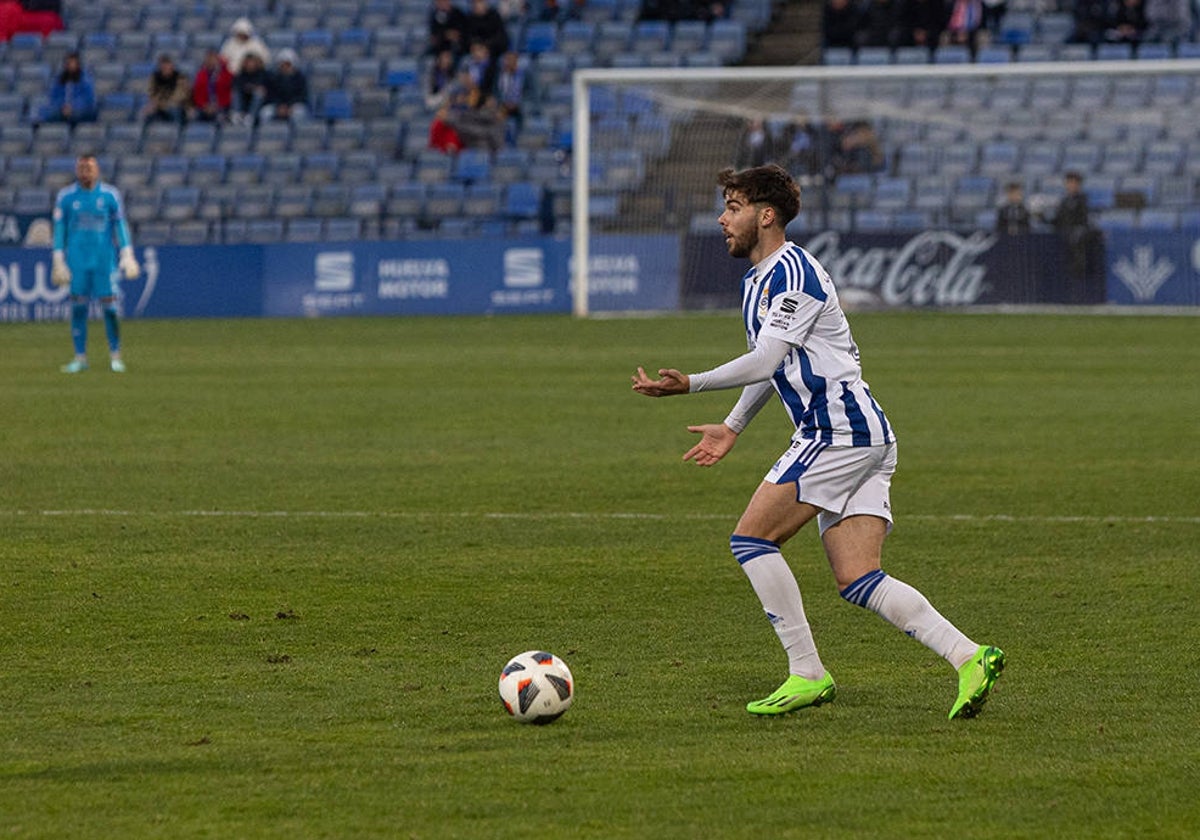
[1,312,1198,839]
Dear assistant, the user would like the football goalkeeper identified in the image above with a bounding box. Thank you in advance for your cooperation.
[632,164,1004,719]
[52,153,140,373]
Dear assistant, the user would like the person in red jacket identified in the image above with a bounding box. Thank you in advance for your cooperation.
[190,48,234,123]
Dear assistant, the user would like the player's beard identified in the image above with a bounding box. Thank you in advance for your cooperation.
[725,226,756,259]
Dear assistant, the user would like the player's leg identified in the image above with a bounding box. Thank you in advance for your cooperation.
[820,445,1003,718]
[734,452,836,715]
[99,294,124,372]
[62,294,90,374]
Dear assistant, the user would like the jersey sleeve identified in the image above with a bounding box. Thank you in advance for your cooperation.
[108,189,133,249]
[52,189,68,250]
[756,265,826,346]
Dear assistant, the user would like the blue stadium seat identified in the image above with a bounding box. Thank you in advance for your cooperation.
[152,156,191,187]
[504,182,543,219]
[425,182,465,217]
[323,217,362,241]
[263,153,304,185]
[348,183,387,216]
[453,149,492,184]
[189,154,228,186]
[521,22,558,55]
[299,29,335,61]
[302,152,340,184]
[274,184,315,218]
[312,184,349,215]
[171,220,213,245]
[387,183,426,216]
[226,153,266,185]
[246,219,285,243]
[285,218,324,242]
[318,90,354,120]
[179,123,217,155]
[463,183,503,216]
[559,21,597,54]
[632,20,670,53]
[234,185,277,219]
[160,186,200,221]
[340,150,379,182]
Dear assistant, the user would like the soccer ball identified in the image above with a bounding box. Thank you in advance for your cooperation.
[498,650,574,725]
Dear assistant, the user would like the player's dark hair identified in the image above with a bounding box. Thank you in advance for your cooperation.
[717,164,800,227]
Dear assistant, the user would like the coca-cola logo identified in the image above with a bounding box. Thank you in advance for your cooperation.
[804,231,998,306]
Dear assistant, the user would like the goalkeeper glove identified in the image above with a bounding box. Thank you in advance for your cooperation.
[51,251,71,287]
[119,246,140,280]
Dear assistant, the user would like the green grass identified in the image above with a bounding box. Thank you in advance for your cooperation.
[1,312,1198,839]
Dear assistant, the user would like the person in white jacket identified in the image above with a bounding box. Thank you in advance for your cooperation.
[220,17,271,75]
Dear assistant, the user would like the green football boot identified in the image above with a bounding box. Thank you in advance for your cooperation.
[949,645,1006,720]
[746,672,836,716]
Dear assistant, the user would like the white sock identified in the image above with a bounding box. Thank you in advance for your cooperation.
[841,570,978,669]
[730,536,825,679]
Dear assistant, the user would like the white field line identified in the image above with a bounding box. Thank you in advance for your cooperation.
[2,509,1198,525]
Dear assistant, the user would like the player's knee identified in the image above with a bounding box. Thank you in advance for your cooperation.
[730,534,778,565]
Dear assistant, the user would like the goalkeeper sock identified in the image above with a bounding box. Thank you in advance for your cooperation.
[841,570,978,669]
[70,302,88,357]
[103,305,121,354]
[731,536,825,679]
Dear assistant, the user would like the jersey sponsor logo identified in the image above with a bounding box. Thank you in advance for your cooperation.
[779,296,799,314]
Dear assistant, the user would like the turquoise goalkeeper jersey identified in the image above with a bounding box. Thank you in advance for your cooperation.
[52,181,132,274]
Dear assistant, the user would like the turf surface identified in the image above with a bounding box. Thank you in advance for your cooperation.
[2,312,1197,838]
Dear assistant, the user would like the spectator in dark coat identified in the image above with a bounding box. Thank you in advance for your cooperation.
[463,0,511,58]
[41,51,97,126]
[428,0,468,57]
[259,48,310,123]
[822,0,862,48]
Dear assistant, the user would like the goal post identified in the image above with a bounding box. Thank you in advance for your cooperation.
[571,59,1200,316]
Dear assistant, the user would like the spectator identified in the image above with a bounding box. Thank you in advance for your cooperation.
[858,0,901,47]
[995,181,1031,235]
[1107,0,1148,41]
[943,0,983,50]
[259,49,310,124]
[782,118,819,177]
[494,50,528,124]
[640,0,726,21]
[463,40,498,96]
[428,0,468,58]
[441,67,505,152]
[898,0,947,47]
[464,0,511,58]
[221,17,271,75]
[232,51,271,125]
[538,0,567,20]
[1071,0,1111,44]
[429,104,465,153]
[1144,0,1193,42]
[424,48,460,110]
[833,120,884,174]
[190,48,234,123]
[735,118,774,169]
[40,51,97,126]
[142,53,190,125]
[1045,171,1093,285]
[822,0,862,49]
[14,0,64,36]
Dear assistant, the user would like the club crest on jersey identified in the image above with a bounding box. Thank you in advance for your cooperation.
[757,284,770,318]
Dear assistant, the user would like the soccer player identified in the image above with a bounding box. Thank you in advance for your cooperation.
[52,154,140,374]
[632,164,1004,719]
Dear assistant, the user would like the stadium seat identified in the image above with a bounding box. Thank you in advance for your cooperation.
[41,156,76,190]
[387,183,426,217]
[274,184,315,218]
[504,182,543,219]
[323,217,362,241]
[462,183,503,217]
[311,184,349,215]
[114,155,153,189]
[424,182,465,218]
[152,156,191,187]
[160,186,200,221]
[317,90,354,120]
[254,122,292,155]
[348,183,387,216]
[171,220,213,245]
[233,185,276,219]
[226,153,266,185]
[246,219,285,243]
[285,218,324,242]
[179,123,217,155]
[632,20,670,54]
[302,152,340,184]
[453,149,492,184]
[522,22,558,55]
[189,155,228,186]
[262,154,304,185]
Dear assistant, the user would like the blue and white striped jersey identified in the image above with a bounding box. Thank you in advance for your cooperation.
[53,181,132,273]
[742,241,894,447]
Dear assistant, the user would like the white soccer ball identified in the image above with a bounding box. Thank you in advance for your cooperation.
[498,650,574,725]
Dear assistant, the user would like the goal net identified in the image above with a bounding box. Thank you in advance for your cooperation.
[571,60,1200,315]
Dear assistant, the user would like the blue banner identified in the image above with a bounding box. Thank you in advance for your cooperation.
[1105,231,1200,306]
[261,237,572,318]
[587,233,680,312]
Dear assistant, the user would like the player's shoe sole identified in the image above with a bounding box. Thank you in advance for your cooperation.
[746,672,836,716]
[949,645,1005,720]
[60,359,88,374]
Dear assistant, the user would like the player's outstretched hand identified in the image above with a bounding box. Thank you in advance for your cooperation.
[51,251,71,287]
[683,423,737,467]
[631,366,689,397]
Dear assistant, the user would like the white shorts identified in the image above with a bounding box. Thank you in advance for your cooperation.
[764,439,897,535]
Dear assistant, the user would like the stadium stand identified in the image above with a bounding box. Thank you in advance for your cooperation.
[3,0,1198,241]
